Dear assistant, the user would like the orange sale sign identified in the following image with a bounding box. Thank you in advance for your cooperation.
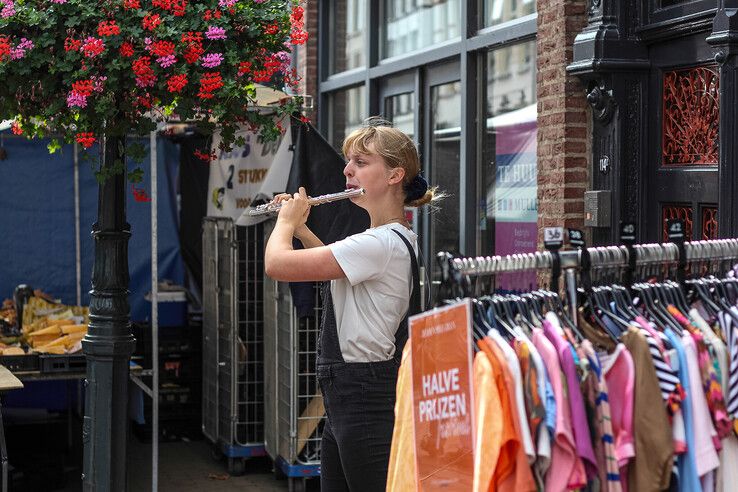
[409,299,475,491]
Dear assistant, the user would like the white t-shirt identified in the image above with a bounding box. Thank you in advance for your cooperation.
[328,224,418,363]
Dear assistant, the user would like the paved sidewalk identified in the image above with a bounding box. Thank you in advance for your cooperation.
[127,438,320,491]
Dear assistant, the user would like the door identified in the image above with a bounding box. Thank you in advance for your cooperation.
[424,61,462,297]
[379,72,420,230]
[647,33,719,242]
[379,61,462,301]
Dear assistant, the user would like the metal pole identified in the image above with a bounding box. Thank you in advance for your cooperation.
[74,143,82,306]
[150,130,159,492]
[82,135,135,491]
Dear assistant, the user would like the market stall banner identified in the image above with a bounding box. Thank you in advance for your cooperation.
[0,134,185,323]
[207,119,292,224]
[409,299,475,490]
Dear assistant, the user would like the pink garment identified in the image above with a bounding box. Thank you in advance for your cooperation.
[682,334,720,478]
[531,328,586,492]
[600,343,635,491]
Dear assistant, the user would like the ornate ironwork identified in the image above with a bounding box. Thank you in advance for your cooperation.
[662,65,719,166]
[587,83,617,124]
[662,204,693,242]
[702,207,718,240]
[623,80,641,223]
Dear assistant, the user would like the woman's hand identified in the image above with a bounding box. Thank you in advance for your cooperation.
[276,187,311,230]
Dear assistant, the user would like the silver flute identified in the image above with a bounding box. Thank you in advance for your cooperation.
[248,188,365,216]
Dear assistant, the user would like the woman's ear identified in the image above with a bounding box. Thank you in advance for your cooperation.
[388,167,406,185]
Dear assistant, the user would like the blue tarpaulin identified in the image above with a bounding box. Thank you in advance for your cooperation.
[0,134,185,322]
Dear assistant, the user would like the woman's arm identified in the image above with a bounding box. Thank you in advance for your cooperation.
[294,225,325,249]
[264,188,344,282]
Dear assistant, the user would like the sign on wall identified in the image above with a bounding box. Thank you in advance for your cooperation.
[207,119,292,225]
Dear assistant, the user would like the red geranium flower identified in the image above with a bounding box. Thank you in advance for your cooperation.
[264,23,279,35]
[10,121,22,135]
[119,42,134,57]
[237,61,252,76]
[150,40,175,57]
[75,132,96,149]
[81,37,105,58]
[64,37,81,52]
[167,73,187,93]
[97,20,120,37]
[72,80,94,97]
[123,0,140,8]
[290,30,308,45]
[142,13,161,31]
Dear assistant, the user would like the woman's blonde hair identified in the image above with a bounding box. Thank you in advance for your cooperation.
[342,118,438,207]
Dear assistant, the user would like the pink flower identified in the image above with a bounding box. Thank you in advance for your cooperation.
[1,1,15,18]
[67,91,88,108]
[9,47,24,59]
[205,26,226,40]
[17,38,33,50]
[201,53,223,68]
[91,75,107,92]
[50,0,67,3]
[156,54,176,67]
[218,0,237,6]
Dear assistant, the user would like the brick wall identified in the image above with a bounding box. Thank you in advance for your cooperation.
[536,0,591,242]
[297,0,320,124]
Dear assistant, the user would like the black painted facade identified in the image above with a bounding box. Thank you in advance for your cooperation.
[569,0,738,244]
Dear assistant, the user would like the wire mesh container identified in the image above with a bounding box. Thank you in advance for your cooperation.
[263,220,325,490]
[202,217,266,475]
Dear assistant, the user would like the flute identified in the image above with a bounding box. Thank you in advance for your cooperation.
[248,188,365,216]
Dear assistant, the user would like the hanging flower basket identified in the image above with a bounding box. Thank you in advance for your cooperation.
[0,0,308,181]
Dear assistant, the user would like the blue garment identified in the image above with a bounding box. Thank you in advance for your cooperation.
[664,328,701,492]
[543,361,557,437]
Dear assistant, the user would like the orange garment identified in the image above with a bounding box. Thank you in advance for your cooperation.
[473,350,505,492]
[386,344,416,492]
[478,337,537,492]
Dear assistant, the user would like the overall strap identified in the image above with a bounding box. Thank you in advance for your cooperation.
[391,229,421,361]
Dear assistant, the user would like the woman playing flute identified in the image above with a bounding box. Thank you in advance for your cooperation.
[264,118,437,491]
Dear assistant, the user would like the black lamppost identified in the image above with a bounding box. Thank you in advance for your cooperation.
[81,136,135,491]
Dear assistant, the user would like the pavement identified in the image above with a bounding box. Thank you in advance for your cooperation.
[127,437,321,491]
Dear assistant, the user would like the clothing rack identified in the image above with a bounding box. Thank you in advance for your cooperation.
[443,238,738,278]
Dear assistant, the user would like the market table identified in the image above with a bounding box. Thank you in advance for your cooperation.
[0,361,143,491]
[0,365,23,492]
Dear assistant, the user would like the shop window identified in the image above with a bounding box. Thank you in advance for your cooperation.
[384,93,415,140]
[481,41,537,291]
[430,81,462,280]
[484,0,535,28]
[381,0,460,59]
[662,65,719,166]
[328,86,367,152]
[329,0,366,74]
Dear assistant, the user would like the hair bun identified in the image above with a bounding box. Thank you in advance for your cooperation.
[404,173,428,203]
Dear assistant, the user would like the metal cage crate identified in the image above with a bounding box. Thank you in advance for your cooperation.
[263,221,325,492]
[202,217,267,475]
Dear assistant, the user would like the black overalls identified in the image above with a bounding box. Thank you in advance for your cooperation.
[317,229,420,492]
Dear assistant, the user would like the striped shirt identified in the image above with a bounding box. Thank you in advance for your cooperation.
[719,310,738,436]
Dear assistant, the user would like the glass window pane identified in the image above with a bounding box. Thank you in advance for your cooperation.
[484,0,535,28]
[384,93,415,140]
[328,86,367,152]
[481,42,537,290]
[382,0,461,59]
[430,81,462,288]
[330,0,366,74]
